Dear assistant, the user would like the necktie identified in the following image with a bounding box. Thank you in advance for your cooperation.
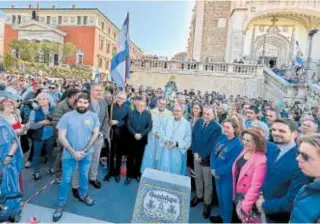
[274,147,281,162]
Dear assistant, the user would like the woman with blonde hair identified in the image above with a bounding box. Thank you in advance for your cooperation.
[0,98,28,137]
[228,112,244,137]
[290,133,320,223]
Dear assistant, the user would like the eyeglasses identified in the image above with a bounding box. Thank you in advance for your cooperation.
[242,138,253,144]
[49,87,55,89]
[297,150,320,162]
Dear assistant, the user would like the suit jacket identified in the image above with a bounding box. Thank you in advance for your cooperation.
[192,119,222,159]
[261,145,311,223]
[89,100,110,140]
[232,150,267,213]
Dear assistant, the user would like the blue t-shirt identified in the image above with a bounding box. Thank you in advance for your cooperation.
[57,110,100,159]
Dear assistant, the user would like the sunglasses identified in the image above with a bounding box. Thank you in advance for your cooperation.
[297,150,320,162]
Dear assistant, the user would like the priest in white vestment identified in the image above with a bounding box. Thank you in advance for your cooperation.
[158,104,192,175]
[141,98,172,173]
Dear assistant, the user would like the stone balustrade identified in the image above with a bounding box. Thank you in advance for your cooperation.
[130,59,261,76]
[307,84,320,105]
[264,68,309,103]
[264,67,289,94]
[129,59,317,105]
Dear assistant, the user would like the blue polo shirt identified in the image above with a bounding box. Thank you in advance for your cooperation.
[57,110,100,159]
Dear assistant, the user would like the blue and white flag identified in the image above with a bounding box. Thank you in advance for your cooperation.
[92,67,100,83]
[295,41,304,67]
[110,13,130,89]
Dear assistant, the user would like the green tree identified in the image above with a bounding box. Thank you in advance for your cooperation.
[41,41,60,64]
[60,42,76,63]
[9,40,41,62]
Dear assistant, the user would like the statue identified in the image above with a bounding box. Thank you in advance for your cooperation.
[31,10,38,21]
[164,75,178,109]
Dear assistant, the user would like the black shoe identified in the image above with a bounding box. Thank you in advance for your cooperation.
[190,197,203,207]
[89,179,101,189]
[115,176,120,183]
[134,176,141,182]
[79,195,95,206]
[33,173,41,181]
[72,188,80,199]
[209,215,223,223]
[124,177,132,185]
[48,168,55,175]
[53,206,64,222]
[13,214,21,223]
[203,204,211,219]
[104,174,111,182]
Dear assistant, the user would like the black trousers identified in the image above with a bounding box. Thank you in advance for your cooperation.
[126,136,146,178]
[107,132,123,176]
[211,176,219,206]
[232,203,241,223]
[187,149,196,191]
[20,134,30,154]
[28,142,34,162]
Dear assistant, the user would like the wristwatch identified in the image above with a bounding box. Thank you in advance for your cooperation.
[6,155,13,158]
[176,142,179,147]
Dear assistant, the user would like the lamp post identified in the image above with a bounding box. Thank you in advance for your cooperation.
[306,29,319,84]
[262,36,266,66]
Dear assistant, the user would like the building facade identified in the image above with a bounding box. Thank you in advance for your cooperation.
[187,0,320,69]
[1,5,143,74]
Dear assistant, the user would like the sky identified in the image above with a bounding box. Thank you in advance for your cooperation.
[0,0,195,58]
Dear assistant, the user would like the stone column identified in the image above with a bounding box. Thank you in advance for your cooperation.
[192,0,205,61]
[225,9,247,62]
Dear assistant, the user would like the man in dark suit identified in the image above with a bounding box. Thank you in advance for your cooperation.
[256,118,311,223]
[104,92,130,183]
[190,106,222,219]
[125,99,152,185]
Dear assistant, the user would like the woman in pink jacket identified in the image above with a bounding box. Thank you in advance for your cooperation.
[232,129,267,223]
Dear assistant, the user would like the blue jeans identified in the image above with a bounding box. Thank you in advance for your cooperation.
[33,137,54,173]
[57,155,92,207]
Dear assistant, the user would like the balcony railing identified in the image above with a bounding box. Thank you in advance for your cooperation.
[130,59,262,76]
[307,84,320,105]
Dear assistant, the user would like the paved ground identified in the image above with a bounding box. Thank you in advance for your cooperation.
[20,161,217,223]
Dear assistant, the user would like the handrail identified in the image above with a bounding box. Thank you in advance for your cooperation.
[130,59,261,75]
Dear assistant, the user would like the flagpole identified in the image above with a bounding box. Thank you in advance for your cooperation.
[125,12,130,89]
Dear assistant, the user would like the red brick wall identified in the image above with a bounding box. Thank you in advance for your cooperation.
[58,26,95,66]
[4,25,18,54]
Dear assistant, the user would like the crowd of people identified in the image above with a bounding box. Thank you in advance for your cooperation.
[0,73,319,223]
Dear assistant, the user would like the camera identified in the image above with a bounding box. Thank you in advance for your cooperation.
[46,115,53,122]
